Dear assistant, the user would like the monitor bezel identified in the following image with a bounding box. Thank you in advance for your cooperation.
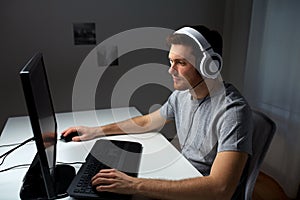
[20,52,57,199]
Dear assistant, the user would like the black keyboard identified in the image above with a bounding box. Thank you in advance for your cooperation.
[72,155,108,195]
[67,139,143,199]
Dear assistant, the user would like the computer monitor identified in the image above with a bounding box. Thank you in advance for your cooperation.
[19,52,74,199]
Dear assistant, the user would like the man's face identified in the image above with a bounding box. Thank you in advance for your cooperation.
[168,44,202,90]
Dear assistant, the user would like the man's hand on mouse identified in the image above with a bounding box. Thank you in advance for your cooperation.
[61,126,104,142]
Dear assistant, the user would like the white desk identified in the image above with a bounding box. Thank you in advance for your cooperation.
[0,107,201,199]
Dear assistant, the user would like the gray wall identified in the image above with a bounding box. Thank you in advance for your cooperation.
[0,0,252,137]
[222,0,253,91]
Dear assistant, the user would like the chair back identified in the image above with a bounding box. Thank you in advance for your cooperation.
[244,110,276,199]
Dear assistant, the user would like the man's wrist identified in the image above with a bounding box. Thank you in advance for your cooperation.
[132,177,144,195]
[93,126,104,138]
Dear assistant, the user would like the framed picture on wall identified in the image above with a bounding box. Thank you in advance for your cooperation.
[73,22,96,45]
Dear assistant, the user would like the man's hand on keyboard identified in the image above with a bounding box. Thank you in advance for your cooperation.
[91,168,138,195]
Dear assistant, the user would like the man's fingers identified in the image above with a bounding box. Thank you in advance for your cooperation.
[96,183,117,192]
[92,177,116,186]
[61,127,78,136]
[91,169,117,181]
[72,136,82,142]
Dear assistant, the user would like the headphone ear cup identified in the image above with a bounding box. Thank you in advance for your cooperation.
[199,52,222,79]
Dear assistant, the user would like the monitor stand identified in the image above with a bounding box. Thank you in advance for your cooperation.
[20,155,75,199]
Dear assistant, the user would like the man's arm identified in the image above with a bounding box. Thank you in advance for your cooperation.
[101,109,168,135]
[61,109,168,141]
[92,151,248,200]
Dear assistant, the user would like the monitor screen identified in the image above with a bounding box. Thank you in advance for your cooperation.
[20,52,57,198]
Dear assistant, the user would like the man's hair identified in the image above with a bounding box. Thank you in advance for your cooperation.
[166,25,223,57]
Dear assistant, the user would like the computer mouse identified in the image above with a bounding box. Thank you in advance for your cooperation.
[60,131,79,142]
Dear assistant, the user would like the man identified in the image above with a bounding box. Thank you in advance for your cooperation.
[62,25,253,200]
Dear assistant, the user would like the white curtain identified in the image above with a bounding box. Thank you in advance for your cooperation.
[244,0,300,198]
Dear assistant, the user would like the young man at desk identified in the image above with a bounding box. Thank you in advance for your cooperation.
[62,25,253,200]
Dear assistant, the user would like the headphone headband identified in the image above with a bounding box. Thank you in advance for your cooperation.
[174,27,211,51]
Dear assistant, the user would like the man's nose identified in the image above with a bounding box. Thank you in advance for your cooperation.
[168,64,177,75]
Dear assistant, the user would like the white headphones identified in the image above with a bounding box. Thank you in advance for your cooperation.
[174,27,223,79]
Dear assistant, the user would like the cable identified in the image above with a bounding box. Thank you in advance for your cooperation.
[0,137,85,173]
[0,137,85,174]
[189,78,205,91]
[57,161,85,165]
[0,161,84,173]
[0,137,35,166]
[0,154,8,166]
[0,142,32,148]
[181,94,209,150]
[0,164,31,173]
